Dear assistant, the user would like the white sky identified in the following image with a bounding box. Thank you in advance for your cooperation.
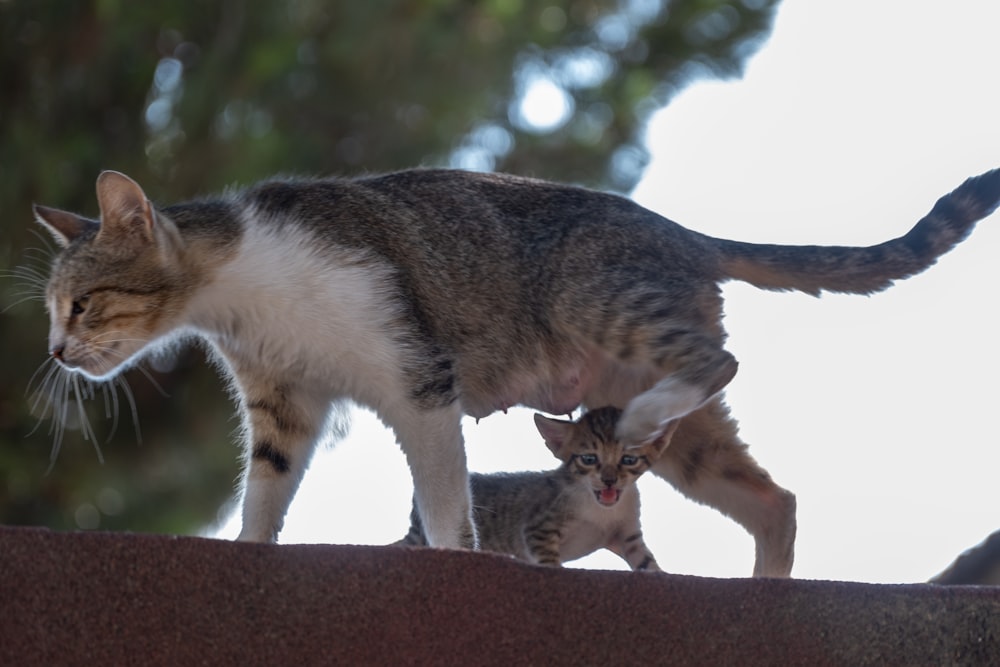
[218,0,1000,583]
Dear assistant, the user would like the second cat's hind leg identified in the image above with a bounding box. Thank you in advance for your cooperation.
[613,328,739,447]
[651,397,797,577]
[573,284,739,446]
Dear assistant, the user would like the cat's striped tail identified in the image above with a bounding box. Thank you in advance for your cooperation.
[712,168,1000,296]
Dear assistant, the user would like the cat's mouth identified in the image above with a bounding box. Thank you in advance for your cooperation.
[594,487,620,507]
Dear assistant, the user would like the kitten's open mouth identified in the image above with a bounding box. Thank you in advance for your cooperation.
[595,488,620,506]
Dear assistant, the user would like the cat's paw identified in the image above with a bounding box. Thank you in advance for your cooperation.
[617,378,704,446]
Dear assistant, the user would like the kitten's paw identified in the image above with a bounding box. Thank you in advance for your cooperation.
[617,378,704,446]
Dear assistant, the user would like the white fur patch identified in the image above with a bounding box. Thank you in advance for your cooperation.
[186,216,410,410]
[185,210,477,548]
[617,377,705,446]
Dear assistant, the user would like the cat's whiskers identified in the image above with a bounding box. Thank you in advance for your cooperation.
[89,330,168,395]
[25,359,63,425]
[0,265,49,312]
[112,374,143,445]
[1,238,55,313]
[23,333,151,466]
[46,369,72,473]
[69,373,103,463]
[68,331,156,445]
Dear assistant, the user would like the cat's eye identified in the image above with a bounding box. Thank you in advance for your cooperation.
[620,455,638,466]
[578,454,598,466]
[70,295,90,316]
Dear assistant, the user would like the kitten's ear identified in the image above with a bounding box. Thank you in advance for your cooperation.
[534,413,573,459]
[95,170,156,243]
[32,204,98,247]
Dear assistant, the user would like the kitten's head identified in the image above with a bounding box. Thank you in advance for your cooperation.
[33,171,192,380]
[534,406,671,508]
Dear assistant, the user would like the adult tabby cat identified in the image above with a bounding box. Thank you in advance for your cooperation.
[398,407,668,570]
[32,167,1000,577]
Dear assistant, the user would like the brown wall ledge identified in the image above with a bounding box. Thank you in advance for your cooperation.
[2,525,998,666]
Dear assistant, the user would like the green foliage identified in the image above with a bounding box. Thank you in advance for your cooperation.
[0,0,779,535]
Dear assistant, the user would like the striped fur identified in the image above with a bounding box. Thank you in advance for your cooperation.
[32,167,1000,575]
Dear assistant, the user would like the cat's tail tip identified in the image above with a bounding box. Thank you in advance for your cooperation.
[947,167,1000,221]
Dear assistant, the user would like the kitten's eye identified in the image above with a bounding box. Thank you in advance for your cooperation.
[578,454,598,466]
[620,455,638,466]
[71,294,90,316]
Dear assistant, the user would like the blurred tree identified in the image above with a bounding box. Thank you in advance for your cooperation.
[0,0,780,536]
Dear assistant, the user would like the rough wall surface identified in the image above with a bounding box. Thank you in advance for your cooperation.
[2,526,999,666]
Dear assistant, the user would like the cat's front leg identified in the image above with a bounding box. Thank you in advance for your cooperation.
[390,402,477,550]
[234,376,336,543]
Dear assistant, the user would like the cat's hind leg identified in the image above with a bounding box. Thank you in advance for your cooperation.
[613,329,739,447]
[651,397,796,577]
[390,401,477,550]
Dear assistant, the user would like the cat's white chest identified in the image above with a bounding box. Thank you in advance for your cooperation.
[189,224,406,403]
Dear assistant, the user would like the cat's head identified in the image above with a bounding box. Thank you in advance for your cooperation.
[533,406,671,508]
[33,171,192,380]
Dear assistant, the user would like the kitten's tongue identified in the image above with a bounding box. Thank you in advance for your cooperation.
[600,488,618,504]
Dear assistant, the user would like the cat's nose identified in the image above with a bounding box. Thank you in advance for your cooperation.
[50,345,65,361]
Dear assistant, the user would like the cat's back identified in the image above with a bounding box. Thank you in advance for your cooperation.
[230,169,716,313]
[235,169,701,254]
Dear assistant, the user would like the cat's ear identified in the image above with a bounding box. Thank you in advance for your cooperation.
[648,420,680,459]
[32,204,99,247]
[534,413,573,459]
[94,170,157,243]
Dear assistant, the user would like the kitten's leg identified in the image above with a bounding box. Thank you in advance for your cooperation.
[235,378,335,543]
[391,402,477,550]
[651,397,797,578]
[525,522,563,566]
[606,494,661,571]
[607,531,661,572]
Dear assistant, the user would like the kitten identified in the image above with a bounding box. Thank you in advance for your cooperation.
[32,167,1000,577]
[398,407,670,570]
